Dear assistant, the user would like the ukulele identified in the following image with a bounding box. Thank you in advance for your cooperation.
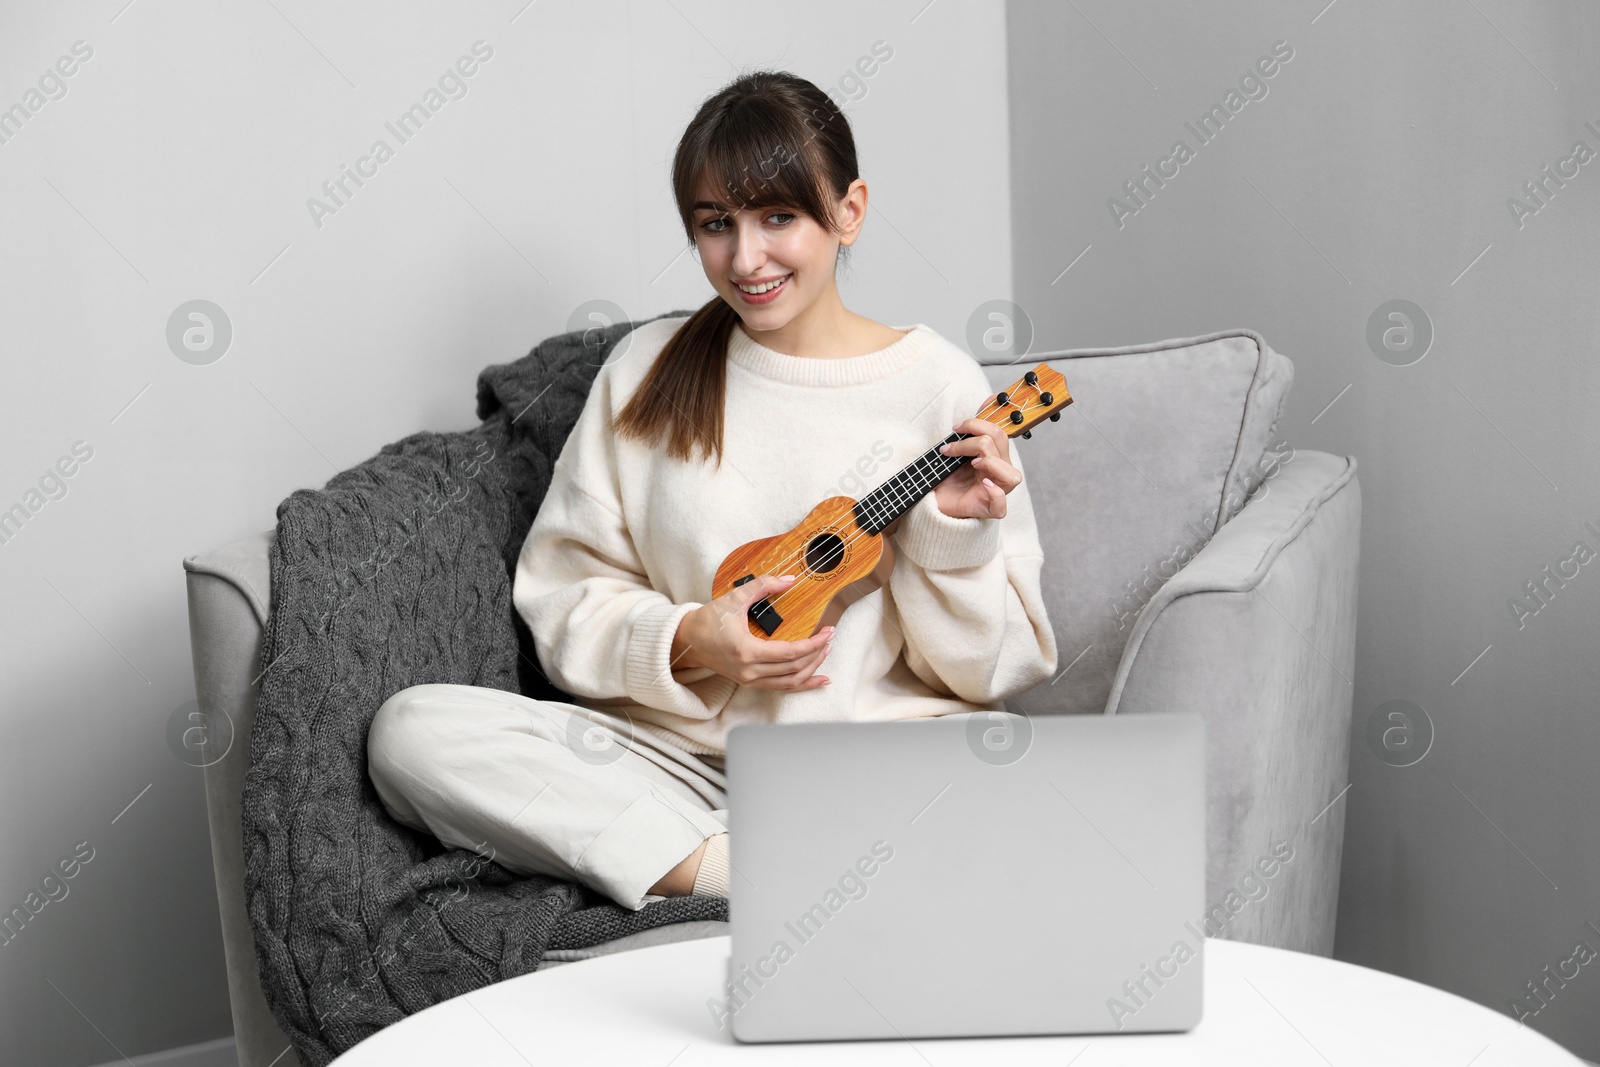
[711,363,1073,640]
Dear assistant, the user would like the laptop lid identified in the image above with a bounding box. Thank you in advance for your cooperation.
[721,711,1205,1042]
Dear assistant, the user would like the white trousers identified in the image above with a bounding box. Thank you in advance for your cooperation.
[366,683,730,911]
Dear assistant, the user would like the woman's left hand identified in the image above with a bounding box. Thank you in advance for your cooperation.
[933,413,1021,520]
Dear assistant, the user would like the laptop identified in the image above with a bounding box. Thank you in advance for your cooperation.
[721,711,1205,1043]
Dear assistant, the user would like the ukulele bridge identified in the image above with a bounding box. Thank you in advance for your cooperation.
[733,573,784,636]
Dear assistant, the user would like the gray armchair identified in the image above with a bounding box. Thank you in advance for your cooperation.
[185,326,1358,1066]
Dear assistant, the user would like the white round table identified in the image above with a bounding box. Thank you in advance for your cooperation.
[331,935,1581,1065]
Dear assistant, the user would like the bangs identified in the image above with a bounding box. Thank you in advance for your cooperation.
[675,90,847,239]
[698,135,830,218]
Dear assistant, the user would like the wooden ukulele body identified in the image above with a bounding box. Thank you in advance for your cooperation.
[711,496,892,641]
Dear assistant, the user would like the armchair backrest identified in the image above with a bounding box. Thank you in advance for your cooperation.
[979,329,1294,717]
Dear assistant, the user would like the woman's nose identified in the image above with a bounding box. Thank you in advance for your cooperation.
[730,222,765,276]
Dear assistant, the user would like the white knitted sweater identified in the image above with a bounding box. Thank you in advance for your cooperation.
[512,316,1058,756]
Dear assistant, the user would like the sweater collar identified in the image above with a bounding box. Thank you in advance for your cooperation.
[726,321,935,387]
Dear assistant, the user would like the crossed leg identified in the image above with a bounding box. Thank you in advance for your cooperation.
[367,682,729,911]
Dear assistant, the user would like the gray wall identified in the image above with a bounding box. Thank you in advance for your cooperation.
[1008,0,1600,1057]
[0,1,1011,1063]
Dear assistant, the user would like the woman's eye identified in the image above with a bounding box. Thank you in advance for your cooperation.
[698,212,792,233]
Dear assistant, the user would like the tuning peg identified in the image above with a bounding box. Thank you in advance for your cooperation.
[1049,411,1061,421]
[1024,371,1038,386]
[1040,391,1053,405]
[1010,410,1024,424]
[1022,430,1033,439]
[996,390,1010,406]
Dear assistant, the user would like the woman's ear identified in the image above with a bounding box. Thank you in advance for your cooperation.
[836,178,869,246]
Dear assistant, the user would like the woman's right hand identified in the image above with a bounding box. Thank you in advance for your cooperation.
[671,574,834,690]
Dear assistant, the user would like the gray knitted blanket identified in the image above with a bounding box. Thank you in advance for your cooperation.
[241,310,726,1066]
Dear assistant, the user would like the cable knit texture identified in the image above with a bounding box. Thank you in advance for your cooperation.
[242,311,726,1067]
[513,316,1059,757]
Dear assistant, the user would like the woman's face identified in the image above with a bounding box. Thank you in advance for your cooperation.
[690,173,843,332]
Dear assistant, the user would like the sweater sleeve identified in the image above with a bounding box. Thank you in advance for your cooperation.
[511,363,730,720]
[885,443,1059,706]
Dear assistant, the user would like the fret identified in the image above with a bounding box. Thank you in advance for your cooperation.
[854,434,977,534]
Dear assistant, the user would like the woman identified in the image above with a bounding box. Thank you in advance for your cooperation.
[367,70,1058,912]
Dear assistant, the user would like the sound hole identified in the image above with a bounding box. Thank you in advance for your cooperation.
[805,532,846,574]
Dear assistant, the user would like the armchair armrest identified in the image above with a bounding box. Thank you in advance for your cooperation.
[183,530,295,1067]
[1109,450,1361,957]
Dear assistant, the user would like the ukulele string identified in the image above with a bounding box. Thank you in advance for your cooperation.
[758,403,1039,619]
[759,394,1051,597]
[758,395,1052,620]
[752,393,1021,595]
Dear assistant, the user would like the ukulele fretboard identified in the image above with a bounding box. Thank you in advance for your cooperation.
[851,432,975,535]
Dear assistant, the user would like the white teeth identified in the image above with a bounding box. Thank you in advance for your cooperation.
[737,275,789,294]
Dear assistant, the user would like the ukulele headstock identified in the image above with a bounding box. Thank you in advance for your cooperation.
[977,364,1073,438]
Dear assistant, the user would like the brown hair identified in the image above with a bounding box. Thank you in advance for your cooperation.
[612,70,860,467]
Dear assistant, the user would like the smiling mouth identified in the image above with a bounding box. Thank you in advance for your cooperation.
[734,274,791,295]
